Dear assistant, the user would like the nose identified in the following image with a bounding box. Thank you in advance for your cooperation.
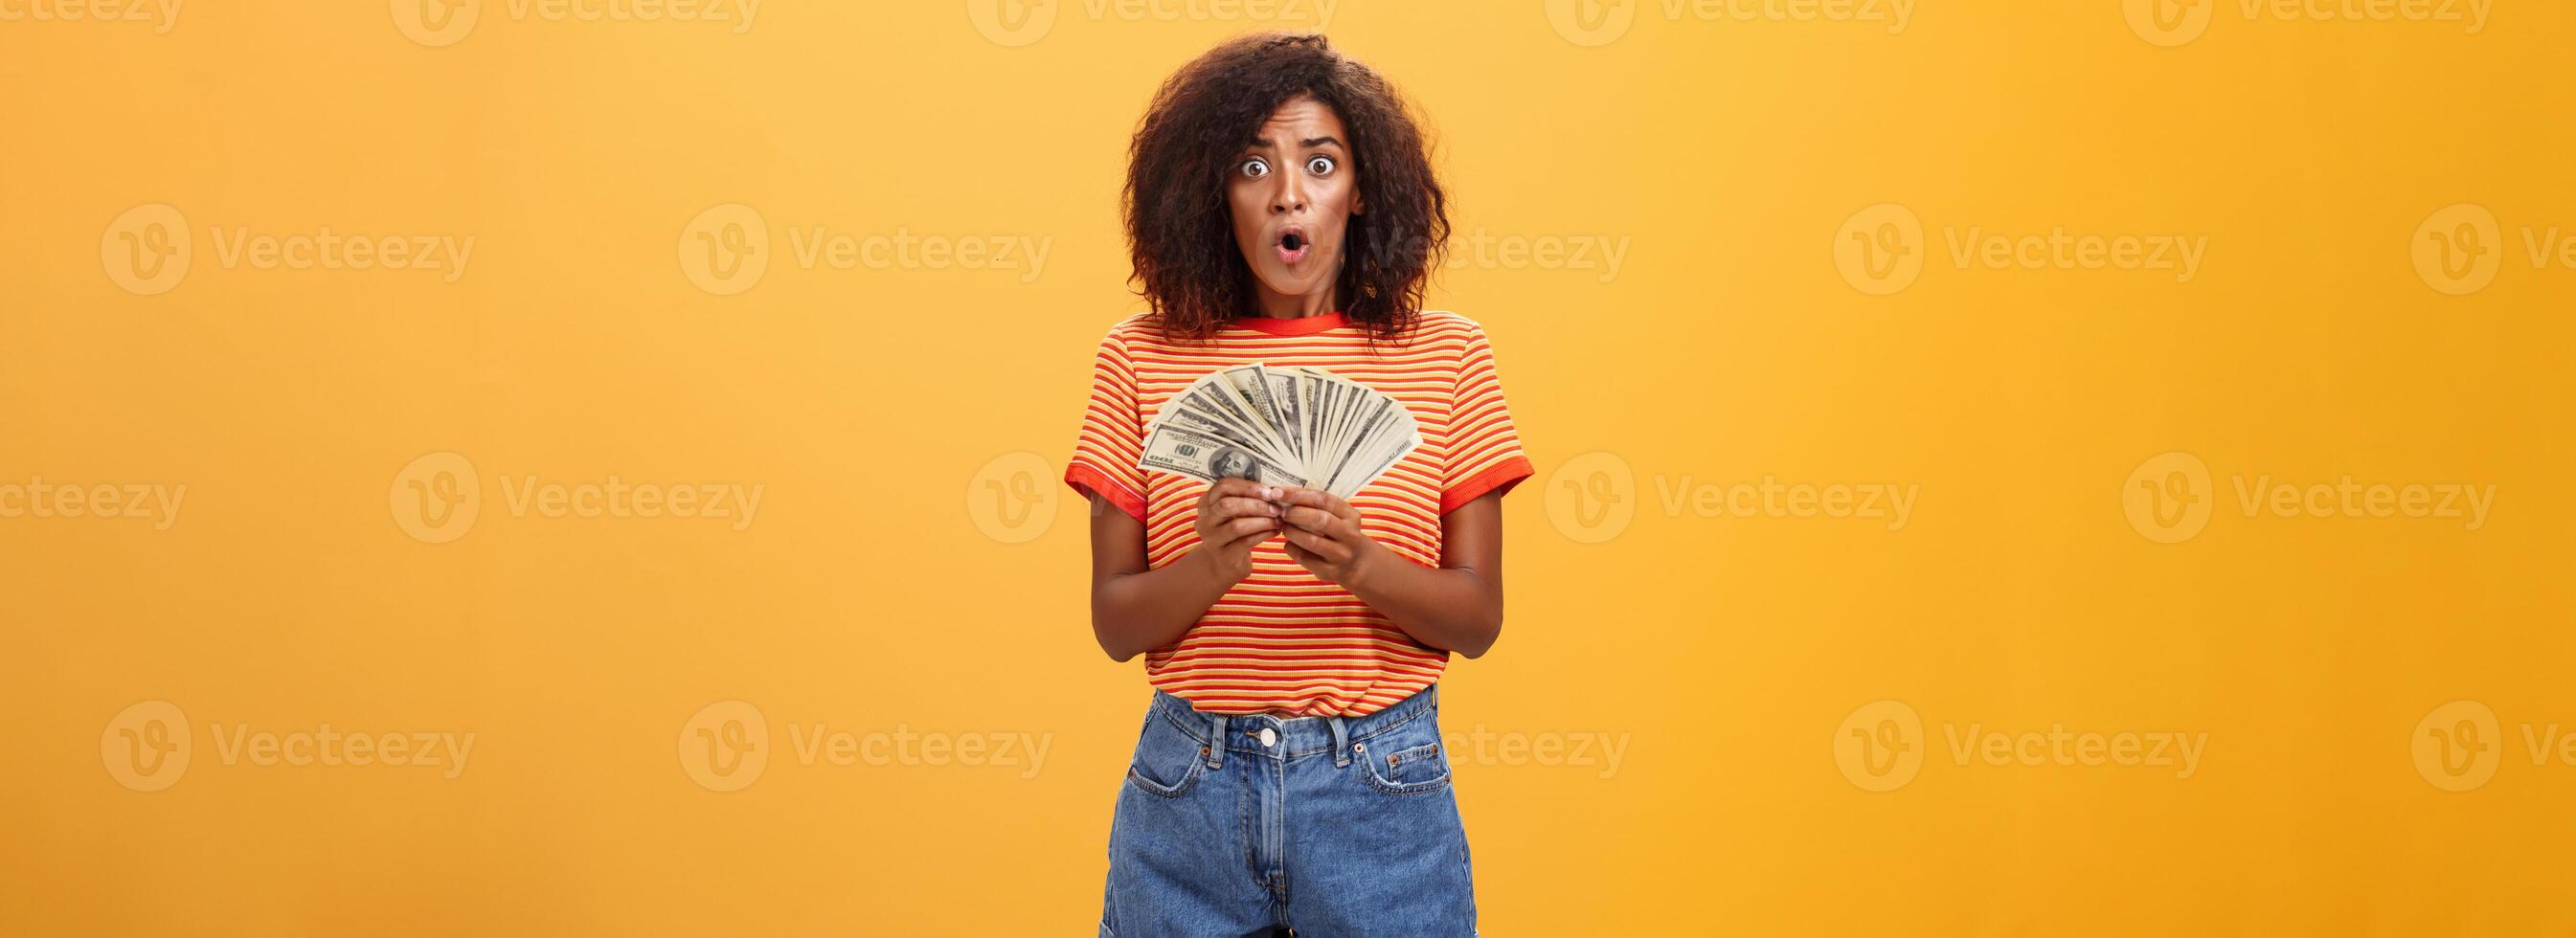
[1270,168,1306,215]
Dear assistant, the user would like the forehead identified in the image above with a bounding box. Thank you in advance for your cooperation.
[1253,97,1346,144]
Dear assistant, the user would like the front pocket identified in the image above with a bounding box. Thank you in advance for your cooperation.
[1123,712,1210,798]
[1358,739,1453,795]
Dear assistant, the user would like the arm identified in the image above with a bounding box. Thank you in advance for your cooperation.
[1276,488,1505,659]
[1087,478,1285,661]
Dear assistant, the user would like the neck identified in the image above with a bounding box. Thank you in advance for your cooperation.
[1250,286,1339,320]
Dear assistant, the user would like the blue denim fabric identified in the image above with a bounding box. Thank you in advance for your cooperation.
[1102,685,1477,937]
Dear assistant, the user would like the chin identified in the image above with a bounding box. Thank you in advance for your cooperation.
[1254,271,1334,302]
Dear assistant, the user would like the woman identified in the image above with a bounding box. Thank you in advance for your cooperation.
[1066,33,1531,936]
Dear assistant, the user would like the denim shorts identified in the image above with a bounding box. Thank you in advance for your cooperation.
[1101,685,1477,937]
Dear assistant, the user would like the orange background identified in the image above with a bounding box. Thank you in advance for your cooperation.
[5,2,2574,934]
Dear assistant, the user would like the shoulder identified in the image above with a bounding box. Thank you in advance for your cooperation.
[1096,312,1163,352]
[1402,309,1494,348]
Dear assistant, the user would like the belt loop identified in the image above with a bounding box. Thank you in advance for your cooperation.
[1206,713,1227,769]
[1328,715,1351,768]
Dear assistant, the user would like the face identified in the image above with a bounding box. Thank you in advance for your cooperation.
[1229,96,1362,313]
[1211,448,1258,481]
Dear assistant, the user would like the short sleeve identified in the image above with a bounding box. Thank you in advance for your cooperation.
[1065,329,1149,523]
[1440,324,1535,514]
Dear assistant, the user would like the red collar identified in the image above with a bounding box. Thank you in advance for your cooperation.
[1229,311,1347,336]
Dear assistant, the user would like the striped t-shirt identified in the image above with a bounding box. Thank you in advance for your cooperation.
[1066,309,1533,717]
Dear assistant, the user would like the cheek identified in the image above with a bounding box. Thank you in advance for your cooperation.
[1320,182,1360,233]
[1227,185,1265,232]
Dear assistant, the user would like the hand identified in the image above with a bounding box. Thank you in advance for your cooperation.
[1274,487,1383,588]
[1191,477,1283,586]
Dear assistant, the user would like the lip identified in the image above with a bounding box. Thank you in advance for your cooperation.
[1275,224,1310,266]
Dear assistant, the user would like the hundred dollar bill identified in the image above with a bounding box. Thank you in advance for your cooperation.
[1171,371,1299,468]
[1137,364,1418,498]
[1329,429,1420,500]
[1140,423,1301,485]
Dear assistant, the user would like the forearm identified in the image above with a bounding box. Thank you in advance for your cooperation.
[1091,549,1232,661]
[1345,550,1503,659]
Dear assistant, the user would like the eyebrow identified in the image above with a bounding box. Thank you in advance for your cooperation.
[1247,135,1344,149]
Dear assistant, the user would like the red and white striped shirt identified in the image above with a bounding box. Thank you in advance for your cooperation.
[1066,309,1532,716]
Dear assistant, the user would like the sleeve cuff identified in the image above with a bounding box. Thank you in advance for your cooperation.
[1064,463,1147,524]
[1439,456,1534,515]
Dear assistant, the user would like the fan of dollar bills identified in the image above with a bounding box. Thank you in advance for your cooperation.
[1140,364,1420,499]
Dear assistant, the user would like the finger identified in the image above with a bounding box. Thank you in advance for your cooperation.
[1225,527,1279,550]
[1209,497,1283,521]
[1216,515,1277,541]
[1280,527,1344,563]
[1197,478,1251,508]
[1275,486,1356,521]
[1216,478,1285,502]
[1281,504,1341,534]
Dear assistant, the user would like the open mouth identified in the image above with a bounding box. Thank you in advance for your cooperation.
[1277,226,1309,265]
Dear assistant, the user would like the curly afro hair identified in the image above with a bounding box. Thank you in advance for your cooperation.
[1123,33,1449,344]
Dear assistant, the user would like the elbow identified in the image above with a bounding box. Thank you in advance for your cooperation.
[1098,636,1141,663]
[1454,614,1503,659]
[1091,602,1142,662]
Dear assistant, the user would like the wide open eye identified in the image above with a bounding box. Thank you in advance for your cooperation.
[1305,155,1337,175]
[1239,158,1271,178]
